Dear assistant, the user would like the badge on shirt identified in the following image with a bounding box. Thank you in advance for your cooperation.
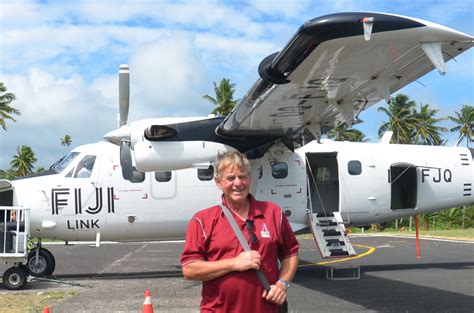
[260,223,270,238]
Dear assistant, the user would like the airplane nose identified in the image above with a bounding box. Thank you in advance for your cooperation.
[104,125,131,146]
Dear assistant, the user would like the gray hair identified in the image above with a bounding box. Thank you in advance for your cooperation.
[214,151,250,179]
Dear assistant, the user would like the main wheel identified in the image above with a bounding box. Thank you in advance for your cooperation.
[3,266,27,290]
[27,248,56,277]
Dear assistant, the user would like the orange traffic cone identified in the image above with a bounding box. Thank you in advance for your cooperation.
[43,306,50,313]
[142,290,154,313]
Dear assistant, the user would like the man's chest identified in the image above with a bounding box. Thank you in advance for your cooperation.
[205,217,279,260]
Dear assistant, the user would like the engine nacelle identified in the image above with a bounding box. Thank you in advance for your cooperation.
[133,140,232,172]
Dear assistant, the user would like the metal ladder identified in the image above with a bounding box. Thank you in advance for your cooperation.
[308,212,357,258]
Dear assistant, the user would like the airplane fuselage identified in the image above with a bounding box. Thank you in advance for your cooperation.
[4,139,472,243]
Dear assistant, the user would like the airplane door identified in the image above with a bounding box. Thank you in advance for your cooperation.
[149,171,177,199]
[338,147,390,224]
[253,149,306,220]
[305,152,340,215]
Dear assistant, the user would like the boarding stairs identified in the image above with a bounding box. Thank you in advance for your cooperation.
[308,212,357,258]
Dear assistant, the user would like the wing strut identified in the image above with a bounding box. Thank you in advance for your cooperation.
[421,42,446,76]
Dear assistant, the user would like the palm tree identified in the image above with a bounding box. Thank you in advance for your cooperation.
[0,82,20,130]
[203,78,238,117]
[378,94,416,144]
[60,134,72,156]
[327,123,368,142]
[449,105,473,147]
[10,145,37,177]
[411,103,447,145]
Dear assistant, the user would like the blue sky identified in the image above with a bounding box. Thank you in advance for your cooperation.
[0,0,473,170]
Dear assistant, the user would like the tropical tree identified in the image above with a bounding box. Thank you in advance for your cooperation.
[203,78,238,117]
[60,134,72,156]
[448,105,473,147]
[327,123,368,142]
[448,105,474,228]
[0,82,20,130]
[10,145,37,177]
[378,94,416,144]
[411,103,447,145]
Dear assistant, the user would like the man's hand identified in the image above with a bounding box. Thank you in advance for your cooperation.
[262,282,287,305]
[233,251,261,271]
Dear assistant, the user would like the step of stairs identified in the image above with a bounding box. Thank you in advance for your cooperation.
[308,212,357,259]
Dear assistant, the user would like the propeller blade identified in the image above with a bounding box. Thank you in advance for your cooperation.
[119,64,130,127]
[120,140,133,181]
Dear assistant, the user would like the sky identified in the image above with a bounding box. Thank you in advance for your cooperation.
[0,0,473,170]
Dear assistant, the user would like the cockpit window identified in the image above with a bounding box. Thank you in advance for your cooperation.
[51,152,80,173]
[74,155,96,178]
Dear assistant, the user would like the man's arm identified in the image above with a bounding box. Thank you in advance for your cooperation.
[262,254,299,305]
[278,254,299,283]
[182,250,262,281]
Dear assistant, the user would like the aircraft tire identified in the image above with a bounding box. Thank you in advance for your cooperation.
[27,248,56,277]
[3,266,27,290]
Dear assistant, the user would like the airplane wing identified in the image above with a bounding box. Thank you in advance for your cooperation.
[217,12,474,141]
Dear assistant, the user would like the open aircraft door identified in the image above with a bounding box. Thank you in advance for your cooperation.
[389,163,417,210]
[305,152,340,216]
[305,152,357,258]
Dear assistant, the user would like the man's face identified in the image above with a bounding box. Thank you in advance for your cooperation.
[215,165,250,205]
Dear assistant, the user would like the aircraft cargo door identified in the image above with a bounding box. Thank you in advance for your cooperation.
[150,171,177,199]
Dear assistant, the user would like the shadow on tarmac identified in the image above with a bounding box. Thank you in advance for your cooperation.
[295,259,474,312]
[50,269,183,280]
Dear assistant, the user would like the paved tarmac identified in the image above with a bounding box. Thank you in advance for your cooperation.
[1,235,473,312]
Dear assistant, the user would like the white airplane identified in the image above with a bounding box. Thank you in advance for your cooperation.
[0,12,473,278]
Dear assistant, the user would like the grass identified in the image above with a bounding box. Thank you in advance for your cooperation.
[298,228,474,240]
[395,228,473,240]
[0,291,76,313]
[349,227,474,240]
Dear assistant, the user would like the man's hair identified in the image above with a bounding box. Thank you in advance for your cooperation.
[215,151,251,179]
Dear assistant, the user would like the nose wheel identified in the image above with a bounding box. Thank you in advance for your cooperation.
[27,247,56,277]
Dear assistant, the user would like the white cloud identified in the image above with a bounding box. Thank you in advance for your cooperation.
[0,0,472,170]
[248,0,311,18]
[129,33,208,118]
[0,69,118,168]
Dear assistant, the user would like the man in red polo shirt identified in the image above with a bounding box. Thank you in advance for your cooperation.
[181,151,299,313]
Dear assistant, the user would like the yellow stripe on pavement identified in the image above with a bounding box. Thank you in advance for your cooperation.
[298,244,376,268]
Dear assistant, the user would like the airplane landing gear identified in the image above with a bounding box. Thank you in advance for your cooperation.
[27,244,56,277]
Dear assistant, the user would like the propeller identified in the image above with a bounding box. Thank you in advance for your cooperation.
[118,64,130,127]
[116,64,133,181]
[120,140,133,181]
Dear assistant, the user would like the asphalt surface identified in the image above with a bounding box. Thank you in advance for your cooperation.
[1,235,473,312]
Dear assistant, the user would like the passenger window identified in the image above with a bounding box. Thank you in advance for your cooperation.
[130,167,145,183]
[198,166,214,181]
[74,155,96,178]
[271,162,288,179]
[316,167,330,182]
[348,160,362,175]
[155,171,172,182]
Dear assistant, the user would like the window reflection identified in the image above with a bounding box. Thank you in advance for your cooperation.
[155,171,172,182]
[271,162,288,179]
[74,155,96,178]
[198,166,214,181]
